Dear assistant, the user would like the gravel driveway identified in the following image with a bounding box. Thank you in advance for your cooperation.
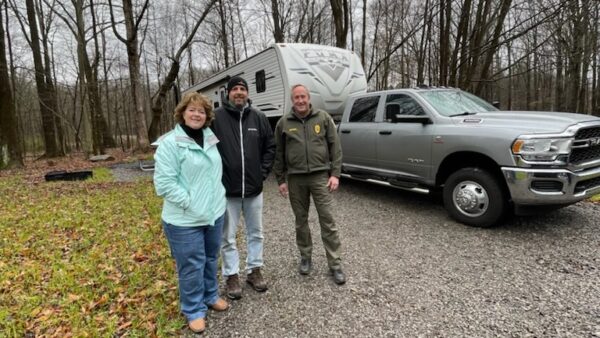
[114,167,600,337]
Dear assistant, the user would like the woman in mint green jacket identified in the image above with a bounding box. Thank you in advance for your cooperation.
[153,92,229,334]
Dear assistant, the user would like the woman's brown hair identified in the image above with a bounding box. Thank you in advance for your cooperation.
[173,92,215,127]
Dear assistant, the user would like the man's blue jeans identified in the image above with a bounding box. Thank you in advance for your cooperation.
[221,193,264,276]
[162,214,224,322]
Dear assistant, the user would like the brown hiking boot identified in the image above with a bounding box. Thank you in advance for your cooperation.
[209,297,229,311]
[246,268,268,292]
[188,318,205,333]
[225,274,242,300]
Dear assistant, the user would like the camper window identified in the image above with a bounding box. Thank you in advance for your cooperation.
[219,86,227,104]
[256,70,266,93]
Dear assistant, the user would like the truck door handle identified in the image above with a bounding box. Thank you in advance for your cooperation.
[341,130,350,134]
[379,130,392,135]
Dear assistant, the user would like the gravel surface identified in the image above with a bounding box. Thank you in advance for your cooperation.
[110,162,154,182]
[113,167,600,337]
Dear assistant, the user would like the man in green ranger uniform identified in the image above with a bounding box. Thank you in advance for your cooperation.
[273,84,346,285]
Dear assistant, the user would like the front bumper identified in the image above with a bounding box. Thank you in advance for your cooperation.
[501,165,600,205]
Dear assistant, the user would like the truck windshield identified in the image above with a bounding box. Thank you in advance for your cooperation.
[418,90,498,117]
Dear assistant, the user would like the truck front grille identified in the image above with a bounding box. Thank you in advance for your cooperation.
[574,176,600,194]
[531,180,563,192]
[574,127,600,139]
[569,126,600,165]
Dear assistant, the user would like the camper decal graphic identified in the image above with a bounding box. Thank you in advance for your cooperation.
[302,49,350,81]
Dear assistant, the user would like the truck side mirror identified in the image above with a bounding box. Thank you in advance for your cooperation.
[386,103,401,122]
[386,103,431,124]
[492,101,500,109]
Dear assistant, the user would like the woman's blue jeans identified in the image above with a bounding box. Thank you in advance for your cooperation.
[162,214,224,321]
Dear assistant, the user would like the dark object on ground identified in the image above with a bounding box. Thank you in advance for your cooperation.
[44,170,93,182]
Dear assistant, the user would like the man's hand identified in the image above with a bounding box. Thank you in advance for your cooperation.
[278,183,289,197]
[327,176,339,192]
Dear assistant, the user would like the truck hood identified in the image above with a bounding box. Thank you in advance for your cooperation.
[454,111,600,135]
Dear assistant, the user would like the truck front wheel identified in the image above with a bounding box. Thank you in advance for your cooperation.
[442,168,507,227]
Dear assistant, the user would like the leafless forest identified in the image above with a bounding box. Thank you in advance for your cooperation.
[0,0,599,167]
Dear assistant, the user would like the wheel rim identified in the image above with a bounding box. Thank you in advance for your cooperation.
[452,180,489,218]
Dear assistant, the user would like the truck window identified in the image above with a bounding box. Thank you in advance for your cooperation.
[256,70,266,93]
[349,96,380,122]
[385,94,425,120]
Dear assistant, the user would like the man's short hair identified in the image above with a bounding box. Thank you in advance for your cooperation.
[290,84,310,99]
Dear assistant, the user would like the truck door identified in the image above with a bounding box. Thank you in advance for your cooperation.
[377,93,434,182]
[339,95,382,174]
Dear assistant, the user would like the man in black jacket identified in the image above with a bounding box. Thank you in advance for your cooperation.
[212,76,275,300]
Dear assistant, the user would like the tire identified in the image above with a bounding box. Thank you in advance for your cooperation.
[442,167,507,227]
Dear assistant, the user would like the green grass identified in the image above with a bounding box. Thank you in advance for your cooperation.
[0,168,186,336]
[89,167,114,182]
[591,194,600,202]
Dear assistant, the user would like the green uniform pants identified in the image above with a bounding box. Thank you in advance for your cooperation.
[288,171,342,270]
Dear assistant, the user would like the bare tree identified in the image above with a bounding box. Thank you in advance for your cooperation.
[147,0,217,142]
[24,0,63,157]
[216,0,229,67]
[360,0,367,67]
[52,0,116,154]
[108,0,150,151]
[330,0,349,48]
[271,0,284,42]
[0,0,22,167]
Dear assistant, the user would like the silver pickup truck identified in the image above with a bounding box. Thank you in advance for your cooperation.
[338,88,600,227]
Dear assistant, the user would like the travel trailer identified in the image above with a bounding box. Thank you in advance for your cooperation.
[183,43,367,123]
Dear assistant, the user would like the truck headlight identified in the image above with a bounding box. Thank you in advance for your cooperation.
[511,138,572,161]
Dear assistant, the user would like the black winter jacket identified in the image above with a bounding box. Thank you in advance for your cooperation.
[212,101,275,198]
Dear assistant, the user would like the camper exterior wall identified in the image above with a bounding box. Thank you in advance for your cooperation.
[184,48,285,115]
[184,43,367,119]
[275,44,367,118]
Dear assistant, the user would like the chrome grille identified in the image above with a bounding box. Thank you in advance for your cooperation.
[570,127,600,165]
[575,127,600,139]
[574,176,600,194]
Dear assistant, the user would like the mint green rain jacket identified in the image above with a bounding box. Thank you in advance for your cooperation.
[153,124,226,227]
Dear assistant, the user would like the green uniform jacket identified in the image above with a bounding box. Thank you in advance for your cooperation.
[273,108,342,184]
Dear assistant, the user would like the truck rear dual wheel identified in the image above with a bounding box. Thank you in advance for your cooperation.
[442,167,507,227]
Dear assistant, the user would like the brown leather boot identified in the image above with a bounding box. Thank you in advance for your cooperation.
[225,274,242,300]
[209,297,229,311]
[188,318,205,333]
[246,268,268,292]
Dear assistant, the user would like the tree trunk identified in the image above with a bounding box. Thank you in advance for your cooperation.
[330,0,348,48]
[0,1,22,167]
[217,0,229,68]
[439,0,451,86]
[147,0,216,142]
[271,0,284,42]
[37,0,66,154]
[360,0,366,67]
[89,0,115,150]
[25,0,61,157]
[73,0,103,154]
[416,0,430,85]
[473,0,512,95]
[109,0,150,151]
[450,0,472,87]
